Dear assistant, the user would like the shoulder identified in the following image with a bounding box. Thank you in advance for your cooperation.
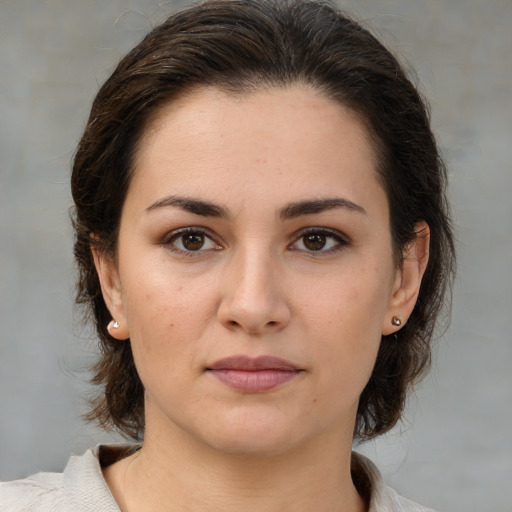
[0,445,132,512]
[352,451,440,512]
[0,471,65,512]
[379,485,439,512]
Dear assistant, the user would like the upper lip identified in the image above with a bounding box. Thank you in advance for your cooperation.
[207,355,301,371]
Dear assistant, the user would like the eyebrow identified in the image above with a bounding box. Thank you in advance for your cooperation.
[146,195,229,218]
[146,195,366,219]
[279,197,366,219]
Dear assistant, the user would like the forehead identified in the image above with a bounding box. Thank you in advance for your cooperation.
[128,85,386,216]
[141,84,378,160]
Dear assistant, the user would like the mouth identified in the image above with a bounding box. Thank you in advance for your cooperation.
[206,355,303,393]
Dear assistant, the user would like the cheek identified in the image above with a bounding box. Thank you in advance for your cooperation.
[301,265,391,377]
[121,266,219,369]
[305,269,390,334]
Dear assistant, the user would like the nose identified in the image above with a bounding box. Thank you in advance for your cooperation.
[216,247,291,335]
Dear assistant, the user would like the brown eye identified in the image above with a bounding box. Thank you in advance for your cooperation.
[182,233,205,251]
[303,233,327,251]
[167,229,220,253]
[290,228,348,254]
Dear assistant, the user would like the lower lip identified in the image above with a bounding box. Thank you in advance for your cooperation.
[208,369,300,393]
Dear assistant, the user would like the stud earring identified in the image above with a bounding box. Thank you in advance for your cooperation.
[392,316,402,327]
[107,319,129,340]
[108,320,120,331]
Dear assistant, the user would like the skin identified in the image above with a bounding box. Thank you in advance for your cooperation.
[94,86,429,512]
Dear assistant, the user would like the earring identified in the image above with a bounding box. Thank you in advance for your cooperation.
[108,320,120,331]
[392,316,402,327]
[107,319,129,340]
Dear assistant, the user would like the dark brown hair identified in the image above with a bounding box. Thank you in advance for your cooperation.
[72,0,455,440]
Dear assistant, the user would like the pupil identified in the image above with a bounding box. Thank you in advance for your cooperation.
[183,233,204,250]
[304,234,326,250]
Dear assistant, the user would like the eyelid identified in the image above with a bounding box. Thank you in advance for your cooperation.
[288,226,350,253]
[161,226,223,253]
[158,225,349,255]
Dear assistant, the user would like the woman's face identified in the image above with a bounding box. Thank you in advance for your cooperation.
[97,86,416,455]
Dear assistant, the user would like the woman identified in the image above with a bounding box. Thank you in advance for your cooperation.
[1,0,455,510]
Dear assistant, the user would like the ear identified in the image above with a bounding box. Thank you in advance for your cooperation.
[91,246,130,340]
[382,222,430,335]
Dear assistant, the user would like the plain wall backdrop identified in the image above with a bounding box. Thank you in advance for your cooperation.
[1,1,511,511]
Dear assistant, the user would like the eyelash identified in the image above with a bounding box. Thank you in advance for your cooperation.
[161,226,350,256]
[288,227,350,255]
[161,227,222,256]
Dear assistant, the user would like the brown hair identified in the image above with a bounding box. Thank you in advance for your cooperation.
[72,0,455,440]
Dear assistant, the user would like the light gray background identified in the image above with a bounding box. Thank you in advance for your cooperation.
[0,1,510,511]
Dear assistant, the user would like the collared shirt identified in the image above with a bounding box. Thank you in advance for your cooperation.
[0,445,438,511]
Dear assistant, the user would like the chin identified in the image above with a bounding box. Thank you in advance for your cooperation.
[195,407,310,457]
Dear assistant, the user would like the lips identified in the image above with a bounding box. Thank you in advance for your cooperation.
[206,355,302,393]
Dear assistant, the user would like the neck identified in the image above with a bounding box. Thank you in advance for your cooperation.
[104,411,366,512]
